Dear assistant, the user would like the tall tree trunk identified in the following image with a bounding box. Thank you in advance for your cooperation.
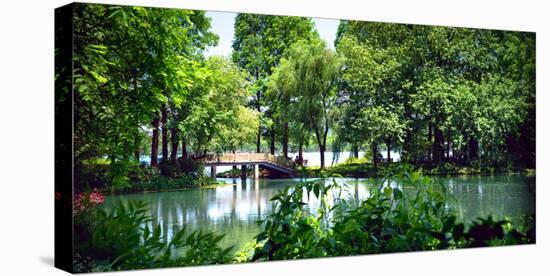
[256,128,261,153]
[446,131,451,160]
[161,105,168,162]
[133,73,140,162]
[468,137,479,161]
[134,136,140,162]
[353,143,359,159]
[433,126,443,165]
[181,137,187,160]
[372,144,378,171]
[282,122,289,158]
[319,145,326,170]
[151,113,160,167]
[298,140,303,163]
[403,128,412,162]
[386,140,391,164]
[427,123,433,161]
[270,128,275,155]
[256,88,261,153]
[170,127,178,163]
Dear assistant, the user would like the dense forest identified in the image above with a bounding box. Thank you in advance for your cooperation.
[66,4,535,192]
[56,3,536,272]
[240,19,535,170]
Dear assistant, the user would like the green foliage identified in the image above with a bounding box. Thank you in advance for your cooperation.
[218,106,261,152]
[67,6,537,271]
[333,21,535,168]
[232,14,317,151]
[78,156,219,193]
[73,3,228,191]
[269,38,343,168]
[158,157,205,178]
[74,201,233,272]
[252,168,535,260]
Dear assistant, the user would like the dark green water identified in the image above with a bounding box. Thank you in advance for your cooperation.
[103,175,535,248]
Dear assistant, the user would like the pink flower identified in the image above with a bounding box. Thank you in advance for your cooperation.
[73,191,104,214]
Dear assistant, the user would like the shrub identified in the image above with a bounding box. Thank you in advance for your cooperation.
[75,161,110,192]
[252,167,535,261]
[73,190,105,214]
[74,201,233,272]
[177,157,206,177]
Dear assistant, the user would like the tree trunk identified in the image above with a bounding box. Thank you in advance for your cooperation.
[372,144,378,171]
[256,89,261,153]
[133,73,140,162]
[446,131,451,160]
[181,137,187,160]
[353,143,359,158]
[170,127,178,163]
[319,145,326,170]
[282,122,289,158]
[161,105,168,162]
[386,140,391,164]
[298,140,303,163]
[134,136,140,162]
[433,126,443,165]
[270,128,275,155]
[403,128,412,162]
[256,128,261,153]
[427,123,433,161]
[468,137,479,161]
[151,113,160,167]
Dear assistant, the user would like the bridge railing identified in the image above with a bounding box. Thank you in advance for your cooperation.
[203,152,291,167]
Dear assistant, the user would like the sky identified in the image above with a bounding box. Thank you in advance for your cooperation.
[204,11,340,57]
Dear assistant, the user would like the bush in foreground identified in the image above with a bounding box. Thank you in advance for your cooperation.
[251,169,535,260]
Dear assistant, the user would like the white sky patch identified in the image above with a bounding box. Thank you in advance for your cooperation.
[312,17,340,49]
[204,11,340,57]
[204,11,237,58]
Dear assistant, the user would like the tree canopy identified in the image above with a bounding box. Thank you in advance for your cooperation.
[70,3,535,190]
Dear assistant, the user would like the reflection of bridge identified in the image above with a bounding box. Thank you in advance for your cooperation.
[202,152,295,178]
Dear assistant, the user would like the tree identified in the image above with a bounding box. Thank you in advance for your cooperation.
[232,14,316,153]
[273,38,343,169]
[72,4,218,188]
[335,34,405,165]
[180,56,250,154]
[219,106,261,153]
[335,20,535,168]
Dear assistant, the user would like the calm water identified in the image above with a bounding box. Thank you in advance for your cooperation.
[103,175,535,248]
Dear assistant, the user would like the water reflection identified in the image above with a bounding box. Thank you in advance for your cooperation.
[103,175,535,248]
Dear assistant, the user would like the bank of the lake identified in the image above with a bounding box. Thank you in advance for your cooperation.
[298,159,535,178]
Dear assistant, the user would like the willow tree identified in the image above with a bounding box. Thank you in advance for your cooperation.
[272,38,343,169]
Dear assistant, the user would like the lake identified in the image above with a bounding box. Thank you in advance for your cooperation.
[103,174,535,248]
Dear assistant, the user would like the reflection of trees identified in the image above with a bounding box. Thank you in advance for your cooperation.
[439,175,534,224]
[101,175,534,247]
